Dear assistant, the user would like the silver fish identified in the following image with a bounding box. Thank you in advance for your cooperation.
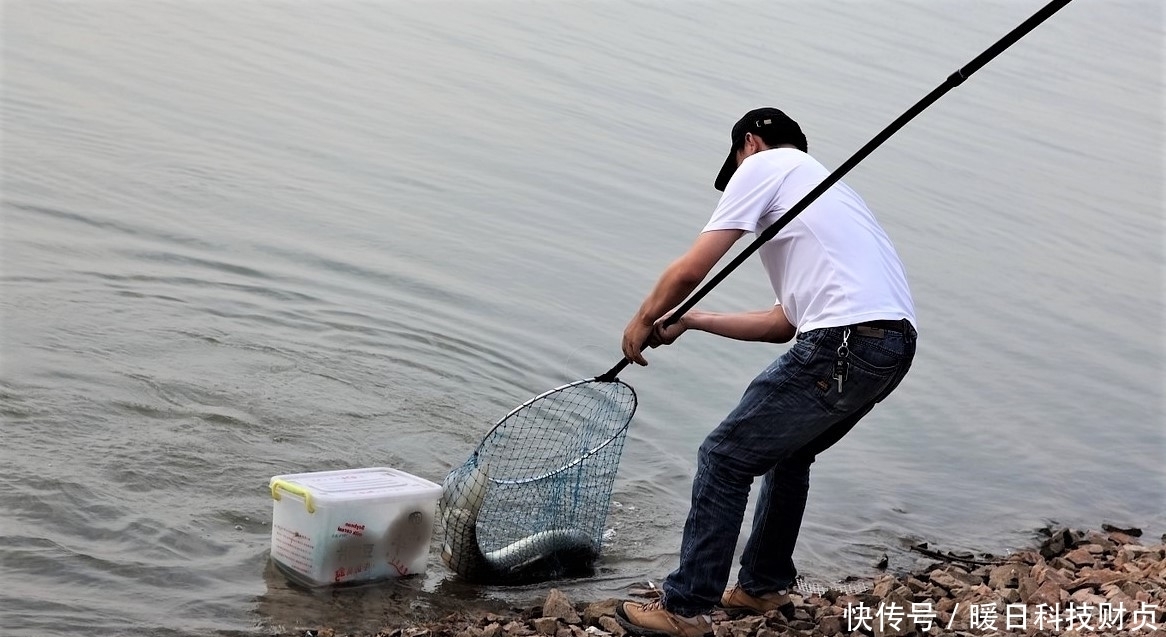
[439,462,599,583]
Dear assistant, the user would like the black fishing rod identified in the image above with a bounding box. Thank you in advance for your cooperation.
[598,0,1073,383]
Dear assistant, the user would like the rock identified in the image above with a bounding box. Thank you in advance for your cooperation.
[818,613,844,635]
[924,585,948,599]
[1029,580,1065,607]
[1121,545,1163,562]
[787,619,815,632]
[1102,523,1143,537]
[1069,588,1107,607]
[481,624,502,637]
[956,584,995,605]
[872,574,897,598]
[530,617,559,636]
[1031,562,1073,589]
[1011,550,1041,565]
[543,590,582,624]
[1068,568,1125,590]
[733,616,766,632]
[988,563,1024,588]
[582,599,619,625]
[1108,530,1143,546]
[1040,528,1075,558]
[905,576,929,594]
[1065,547,1095,567]
[504,620,532,636]
[596,617,624,637]
[1086,531,1118,550]
[1120,580,1147,599]
[928,566,979,593]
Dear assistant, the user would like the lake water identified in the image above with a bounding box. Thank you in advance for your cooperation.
[1,1,1162,636]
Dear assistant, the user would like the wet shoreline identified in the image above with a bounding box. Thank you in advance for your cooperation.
[274,524,1166,637]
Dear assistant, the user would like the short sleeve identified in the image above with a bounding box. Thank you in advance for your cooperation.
[702,153,779,235]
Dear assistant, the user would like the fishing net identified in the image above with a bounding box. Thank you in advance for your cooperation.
[439,378,637,584]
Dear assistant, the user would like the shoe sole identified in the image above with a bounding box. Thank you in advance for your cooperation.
[615,604,712,637]
[717,605,755,619]
[716,602,795,620]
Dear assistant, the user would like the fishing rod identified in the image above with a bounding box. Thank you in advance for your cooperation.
[597,0,1073,383]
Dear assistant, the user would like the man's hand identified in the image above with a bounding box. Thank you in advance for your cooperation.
[621,319,654,366]
[649,315,688,347]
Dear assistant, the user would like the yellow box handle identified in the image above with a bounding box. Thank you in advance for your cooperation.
[271,479,316,514]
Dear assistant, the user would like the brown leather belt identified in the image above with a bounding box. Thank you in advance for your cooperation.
[853,319,910,338]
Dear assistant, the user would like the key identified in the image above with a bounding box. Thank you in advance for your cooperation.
[833,358,849,393]
[834,329,851,394]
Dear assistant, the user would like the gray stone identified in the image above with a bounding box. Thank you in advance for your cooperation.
[1029,580,1065,607]
[1065,547,1096,567]
[543,589,582,624]
[597,616,624,637]
[1039,528,1072,558]
[872,574,897,598]
[582,599,619,625]
[530,617,559,636]
[1102,523,1143,537]
[818,614,843,635]
[988,563,1024,588]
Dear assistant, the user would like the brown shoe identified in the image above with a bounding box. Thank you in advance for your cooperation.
[616,599,712,637]
[719,584,795,619]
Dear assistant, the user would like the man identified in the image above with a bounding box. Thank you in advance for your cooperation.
[616,108,917,637]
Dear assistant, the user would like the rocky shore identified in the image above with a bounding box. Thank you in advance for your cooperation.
[287,525,1166,637]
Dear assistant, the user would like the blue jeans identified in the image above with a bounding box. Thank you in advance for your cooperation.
[661,322,917,616]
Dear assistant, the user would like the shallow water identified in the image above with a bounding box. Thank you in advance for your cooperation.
[1,1,1163,636]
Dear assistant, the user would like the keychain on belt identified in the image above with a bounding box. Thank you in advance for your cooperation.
[833,328,850,393]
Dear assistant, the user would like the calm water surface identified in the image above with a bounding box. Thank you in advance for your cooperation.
[2,2,1163,636]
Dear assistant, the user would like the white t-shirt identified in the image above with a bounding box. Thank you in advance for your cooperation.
[703,147,917,333]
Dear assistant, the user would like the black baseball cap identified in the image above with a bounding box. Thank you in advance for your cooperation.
[714,108,808,191]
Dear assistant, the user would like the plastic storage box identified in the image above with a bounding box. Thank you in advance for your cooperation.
[269,467,443,587]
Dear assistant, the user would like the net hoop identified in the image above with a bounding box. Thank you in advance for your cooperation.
[471,377,637,486]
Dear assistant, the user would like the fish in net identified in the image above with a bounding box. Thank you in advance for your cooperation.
[439,377,637,584]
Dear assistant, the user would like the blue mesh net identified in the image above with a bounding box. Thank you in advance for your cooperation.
[439,378,637,584]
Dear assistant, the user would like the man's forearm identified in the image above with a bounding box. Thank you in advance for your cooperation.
[631,259,705,328]
[683,308,795,343]
[631,229,746,328]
